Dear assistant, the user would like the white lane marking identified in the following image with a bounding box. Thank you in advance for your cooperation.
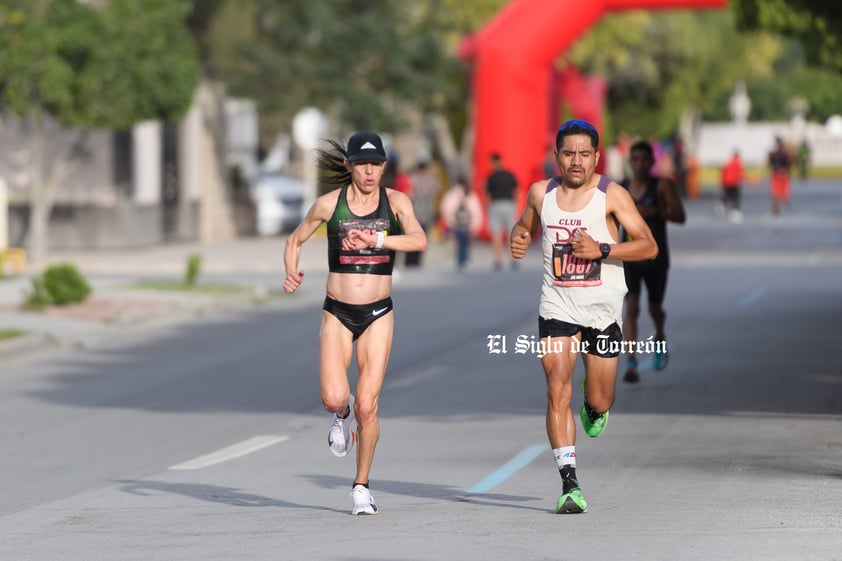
[169,435,289,470]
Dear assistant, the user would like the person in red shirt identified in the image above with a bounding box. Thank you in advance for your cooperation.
[380,151,416,267]
[381,151,414,196]
[719,150,745,223]
[768,137,793,218]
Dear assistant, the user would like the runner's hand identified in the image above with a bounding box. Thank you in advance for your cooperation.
[342,229,373,251]
[511,231,530,259]
[571,230,598,259]
[283,270,305,293]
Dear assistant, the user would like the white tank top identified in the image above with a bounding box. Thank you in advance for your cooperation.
[539,175,627,330]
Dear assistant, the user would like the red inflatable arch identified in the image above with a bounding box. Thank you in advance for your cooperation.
[459,0,727,224]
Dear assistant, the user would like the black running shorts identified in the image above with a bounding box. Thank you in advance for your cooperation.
[323,296,393,340]
[624,259,669,306]
[538,317,624,358]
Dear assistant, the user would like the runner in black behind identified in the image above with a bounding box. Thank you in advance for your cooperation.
[283,131,427,515]
[619,140,686,383]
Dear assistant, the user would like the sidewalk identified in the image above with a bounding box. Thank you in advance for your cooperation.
[0,233,497,360]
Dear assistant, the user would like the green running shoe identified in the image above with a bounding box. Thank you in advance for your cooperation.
[556,487,588,514]
[579,374,609,437]
[580,406,609,438]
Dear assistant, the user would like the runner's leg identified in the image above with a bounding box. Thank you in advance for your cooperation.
[541,340,579,448]
[352,311,394,485]
[319,311,354,415]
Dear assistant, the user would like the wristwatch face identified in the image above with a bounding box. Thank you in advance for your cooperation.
[600,243,610,259]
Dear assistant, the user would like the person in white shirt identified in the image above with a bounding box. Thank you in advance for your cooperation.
[510,119,657,514]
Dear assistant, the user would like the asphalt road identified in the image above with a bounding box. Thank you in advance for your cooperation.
[1,179,840,560]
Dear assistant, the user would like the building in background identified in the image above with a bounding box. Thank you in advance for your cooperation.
[1,84,258,251]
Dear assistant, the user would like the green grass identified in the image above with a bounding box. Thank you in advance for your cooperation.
[130,281,248,295]
[129,280,285,303]
[0,329,26,341]
[700,166,842,184]
[798,167,842,179]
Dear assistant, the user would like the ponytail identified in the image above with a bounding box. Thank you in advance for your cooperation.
[315,139,351,190]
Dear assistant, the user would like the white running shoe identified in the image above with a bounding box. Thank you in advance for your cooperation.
[351,484,379,515]
[728,209,744,224]
[328,395,355,457]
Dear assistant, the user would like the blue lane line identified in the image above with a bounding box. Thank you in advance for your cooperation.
[738,287,767,308]
[465,444,548,495]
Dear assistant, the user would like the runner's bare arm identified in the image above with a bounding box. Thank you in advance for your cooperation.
[657,177,686,224]
[511,180,546,259]
[382,189,428,252]
[603,183,658,262]
[283,192,337,293]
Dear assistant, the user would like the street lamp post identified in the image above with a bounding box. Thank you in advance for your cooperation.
[292,107,327,213]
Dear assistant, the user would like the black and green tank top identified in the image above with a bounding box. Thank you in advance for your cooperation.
[327,185,402,275]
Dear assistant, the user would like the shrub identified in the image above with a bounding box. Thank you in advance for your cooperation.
[185,253,202,287]
[23,278,51,311]
[42,263,91,305]
[0,328,25,341]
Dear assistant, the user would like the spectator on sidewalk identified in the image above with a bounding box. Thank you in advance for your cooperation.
[406,158,442,268]
[440,177,482,271]
[484,152,518,271]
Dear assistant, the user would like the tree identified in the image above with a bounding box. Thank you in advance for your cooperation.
[567,10,786,141]
[199,0,461,149]
[730,0,841,72]
[0,0,200,262]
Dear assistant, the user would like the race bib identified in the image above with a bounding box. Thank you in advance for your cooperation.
[552,243,602,287]
[338,218,392,265]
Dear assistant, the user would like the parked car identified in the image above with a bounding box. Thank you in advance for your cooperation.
[251,172,306,236]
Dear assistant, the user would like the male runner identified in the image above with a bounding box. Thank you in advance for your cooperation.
[620,140,686,383]
[510,119,657,513]
[768,136,793,218]
[284,131,427,515]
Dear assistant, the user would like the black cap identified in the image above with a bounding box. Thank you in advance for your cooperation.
[347,131,387,162]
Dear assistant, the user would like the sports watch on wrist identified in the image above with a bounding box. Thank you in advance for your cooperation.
[599,242,611,260]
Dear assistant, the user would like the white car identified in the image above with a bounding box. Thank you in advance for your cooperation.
[251,173,306,236]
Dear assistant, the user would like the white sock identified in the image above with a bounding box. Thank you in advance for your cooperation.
[552,446,576,470]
